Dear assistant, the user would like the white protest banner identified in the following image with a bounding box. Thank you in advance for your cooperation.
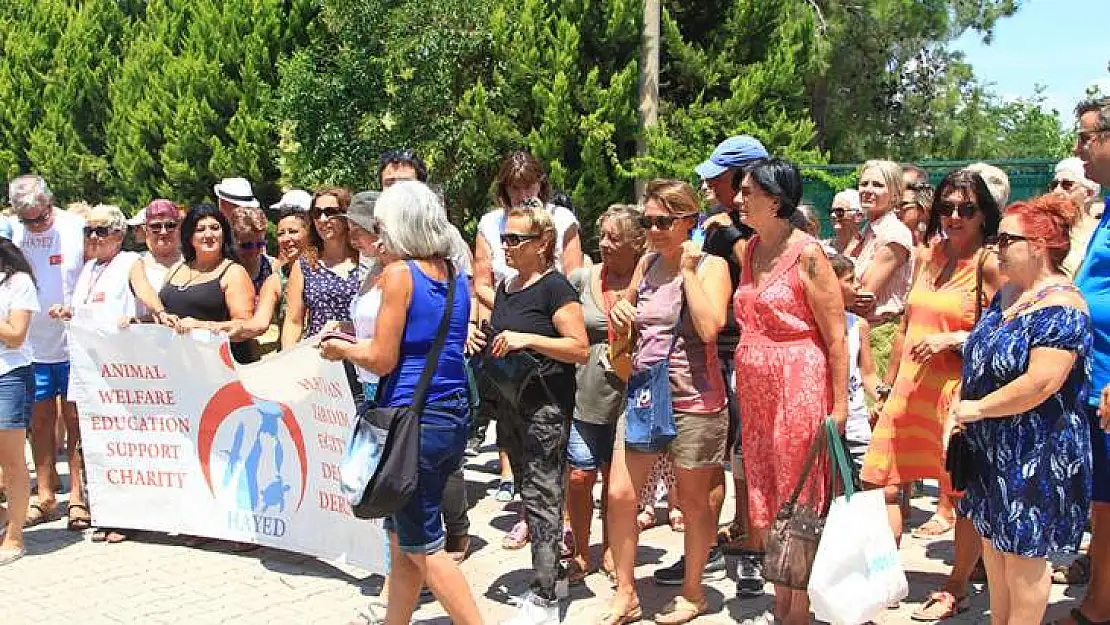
[68,322,386,573]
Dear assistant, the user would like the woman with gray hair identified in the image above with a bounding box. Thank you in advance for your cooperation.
[319,181,481,625]
[825,189,863,254]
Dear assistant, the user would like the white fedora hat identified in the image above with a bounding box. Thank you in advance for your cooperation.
[213,177,260,208]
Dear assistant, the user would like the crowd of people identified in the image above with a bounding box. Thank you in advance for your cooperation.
[0,96,1108,625]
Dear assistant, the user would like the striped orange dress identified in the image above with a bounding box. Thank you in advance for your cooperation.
[860,243,985,491]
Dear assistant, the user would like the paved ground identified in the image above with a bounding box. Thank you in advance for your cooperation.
[0,439,1088,624]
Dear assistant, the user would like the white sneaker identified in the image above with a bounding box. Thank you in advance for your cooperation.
[501,591,560,625]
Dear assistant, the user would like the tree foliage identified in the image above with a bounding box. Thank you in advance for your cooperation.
[0,0,313,209]
[0,0,1079,234]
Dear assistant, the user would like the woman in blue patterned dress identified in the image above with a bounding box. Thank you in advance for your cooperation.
[954,194,1092,625]
[281,187,360,347]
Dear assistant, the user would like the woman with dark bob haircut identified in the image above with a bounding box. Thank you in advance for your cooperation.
[862,169,1004,622]
[159,204,257,365]
[731,158,849,625]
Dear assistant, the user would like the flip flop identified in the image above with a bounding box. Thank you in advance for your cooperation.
[911,515,954,538]
[655,596,707,625]
[910,591,970,621]
[67,503,91,531]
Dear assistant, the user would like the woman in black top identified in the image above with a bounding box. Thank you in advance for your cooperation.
[481,204,587,621]
[159,204,256,364]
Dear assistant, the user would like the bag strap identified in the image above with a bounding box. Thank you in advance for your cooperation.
[782,420,827,509]
[824,419,855,500]
[974,248,990,322]
[409,261,457,414]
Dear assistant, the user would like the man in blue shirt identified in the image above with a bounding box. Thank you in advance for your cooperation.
[1070,95,1110,625]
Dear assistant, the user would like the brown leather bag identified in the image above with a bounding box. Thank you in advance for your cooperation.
[762,423,830,590]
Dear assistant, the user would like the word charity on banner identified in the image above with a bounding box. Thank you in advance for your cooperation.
[68,322,386,572]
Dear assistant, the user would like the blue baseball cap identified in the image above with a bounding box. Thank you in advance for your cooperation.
[695,135,769,180]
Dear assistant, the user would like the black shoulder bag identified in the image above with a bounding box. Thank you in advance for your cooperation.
[351,262,457,519]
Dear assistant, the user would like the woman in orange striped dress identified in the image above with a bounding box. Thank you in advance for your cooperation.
[860,169,1002,620]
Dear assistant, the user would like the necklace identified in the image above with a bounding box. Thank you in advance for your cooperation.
[1001,280,1077,321]
[83,255,118,305]
[176,259,225,291]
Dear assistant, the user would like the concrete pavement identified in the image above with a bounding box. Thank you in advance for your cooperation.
[0,442,1088,624]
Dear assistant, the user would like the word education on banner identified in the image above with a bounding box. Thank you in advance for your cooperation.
[68,322,385,572]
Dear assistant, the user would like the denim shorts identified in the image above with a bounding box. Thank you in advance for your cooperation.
[383,394,468,554]
[33,361,70,403]
[567,419,616,471]
[1092,414,1110,504]
[0,366,34,430]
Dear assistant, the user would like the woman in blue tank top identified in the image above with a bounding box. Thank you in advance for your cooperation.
[319,182,480,625]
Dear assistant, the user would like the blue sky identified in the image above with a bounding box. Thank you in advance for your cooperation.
[953,0,1109,118]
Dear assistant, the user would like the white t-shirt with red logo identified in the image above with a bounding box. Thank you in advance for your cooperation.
[0,272,41,376]
[11,209,86,363]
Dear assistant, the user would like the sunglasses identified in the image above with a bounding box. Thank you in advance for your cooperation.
[994,232,1031,249]
[17,209,50,224]
[1049,179,1078,192]
[314,207,343,219]
[501,232,540,247]
[147,221,178,234]
[937,201,978,219]
[239,241,267,251]
[831,207,857,219]
[638,214,694,230]
[84,225,118,237]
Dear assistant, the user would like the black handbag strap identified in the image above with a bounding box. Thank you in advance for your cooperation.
[408,260,457,415]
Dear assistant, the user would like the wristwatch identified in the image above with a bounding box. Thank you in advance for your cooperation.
[876,384,892,400]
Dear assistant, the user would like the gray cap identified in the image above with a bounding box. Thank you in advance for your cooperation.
[344,191,381,232]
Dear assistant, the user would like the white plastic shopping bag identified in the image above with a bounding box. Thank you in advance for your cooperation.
[808,488,908,625]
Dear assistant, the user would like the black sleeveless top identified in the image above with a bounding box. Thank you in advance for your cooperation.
[160,261,258,364]
[160,262,233,322]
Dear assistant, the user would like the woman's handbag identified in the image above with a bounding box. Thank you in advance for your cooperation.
[344,262,457,520]
[475,346,543,410]
[763,417,835,590]
[623,303,683,449]
[945,427,974,492]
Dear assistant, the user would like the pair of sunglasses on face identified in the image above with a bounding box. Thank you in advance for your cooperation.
[937,201,979,219]
[146,221,178,234]
[1049,179,1078,192]
[637,213,696,230]
[84,225,121,237]
[313,207,344,219]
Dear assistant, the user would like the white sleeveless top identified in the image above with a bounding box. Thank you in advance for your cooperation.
[845,312,871,445]
[477,203,578,285]
[71,251,139,325]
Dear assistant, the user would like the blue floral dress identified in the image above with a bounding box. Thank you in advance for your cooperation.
[958,294,1093,557]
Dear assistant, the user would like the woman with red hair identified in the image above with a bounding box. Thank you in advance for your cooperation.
[951,194,1093,624]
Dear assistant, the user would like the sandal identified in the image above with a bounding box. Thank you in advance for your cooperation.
[106,529,132,544]
[636,507,655,532]
[66,503,91,531]
[502,520,529,550]
[668,509,686,533]
[911,515,954,538]
[23,502,59,528]
[655,596,707,625]
[596,603,643,625]
[910,591,970,621]
[1053,555,1092,585]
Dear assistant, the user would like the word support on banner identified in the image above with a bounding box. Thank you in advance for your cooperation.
[68,322,385,573]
